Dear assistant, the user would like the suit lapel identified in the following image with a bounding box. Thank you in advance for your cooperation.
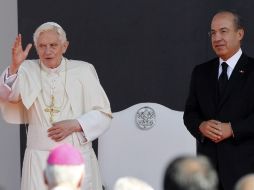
[217,54,248,109]
[210,59,220,108]
[202,58,220,112]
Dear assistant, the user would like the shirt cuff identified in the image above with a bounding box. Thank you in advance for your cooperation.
[4,68,17,87]
[229,122,234,138]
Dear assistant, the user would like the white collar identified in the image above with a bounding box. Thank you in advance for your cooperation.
[40,57,66,74]
[219,49,242,70]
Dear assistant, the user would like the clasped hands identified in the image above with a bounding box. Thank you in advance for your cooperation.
[47,119,82,142]
[199,120,233,143]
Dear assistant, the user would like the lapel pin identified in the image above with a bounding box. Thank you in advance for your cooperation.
[239,70,245,74]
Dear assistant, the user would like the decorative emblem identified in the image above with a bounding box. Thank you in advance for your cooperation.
[135,106,156,130]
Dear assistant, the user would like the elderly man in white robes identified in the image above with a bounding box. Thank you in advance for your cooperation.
[0,22,112,190]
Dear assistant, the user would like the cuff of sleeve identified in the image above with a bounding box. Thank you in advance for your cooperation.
[77,113,97,138]
[229,122,235,138]
[6,67,17,78]
[4,68,17,87]
[77,110,111,142]
[76,132,87,145]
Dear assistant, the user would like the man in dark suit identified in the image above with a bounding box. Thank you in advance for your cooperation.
[184,10,254,190]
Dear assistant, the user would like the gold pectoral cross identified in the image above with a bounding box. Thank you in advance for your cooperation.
[44,95,60,122]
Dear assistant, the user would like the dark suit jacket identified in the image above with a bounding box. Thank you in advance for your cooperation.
[184,53,254,190]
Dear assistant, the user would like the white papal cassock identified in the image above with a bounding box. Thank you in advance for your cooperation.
[0,58,112,190]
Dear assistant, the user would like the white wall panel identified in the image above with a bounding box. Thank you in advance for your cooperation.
[0,0,20,189]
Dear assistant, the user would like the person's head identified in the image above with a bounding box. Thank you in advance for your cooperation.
[163,155,218,190]
[235,174,254,190]
[44,144,85,190]
[210,10,244,61]
[114,177,154,190]
[33,22,69,69]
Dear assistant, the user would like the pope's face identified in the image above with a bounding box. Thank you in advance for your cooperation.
[36,30,69,68]
[210,12,244,61]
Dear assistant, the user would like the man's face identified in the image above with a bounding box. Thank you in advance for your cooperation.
[36,30,68,68]
[210,12,244,61]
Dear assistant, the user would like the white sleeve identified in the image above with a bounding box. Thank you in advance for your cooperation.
[0,68,20,102]
[5,75,17,87]
[0,68,19,101]
[77,110,112,142]
[4,67,18,87]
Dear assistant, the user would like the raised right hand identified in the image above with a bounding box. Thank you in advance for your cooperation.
[10,34,32,75]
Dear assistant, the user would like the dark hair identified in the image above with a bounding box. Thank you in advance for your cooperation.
[215,10,244,30]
